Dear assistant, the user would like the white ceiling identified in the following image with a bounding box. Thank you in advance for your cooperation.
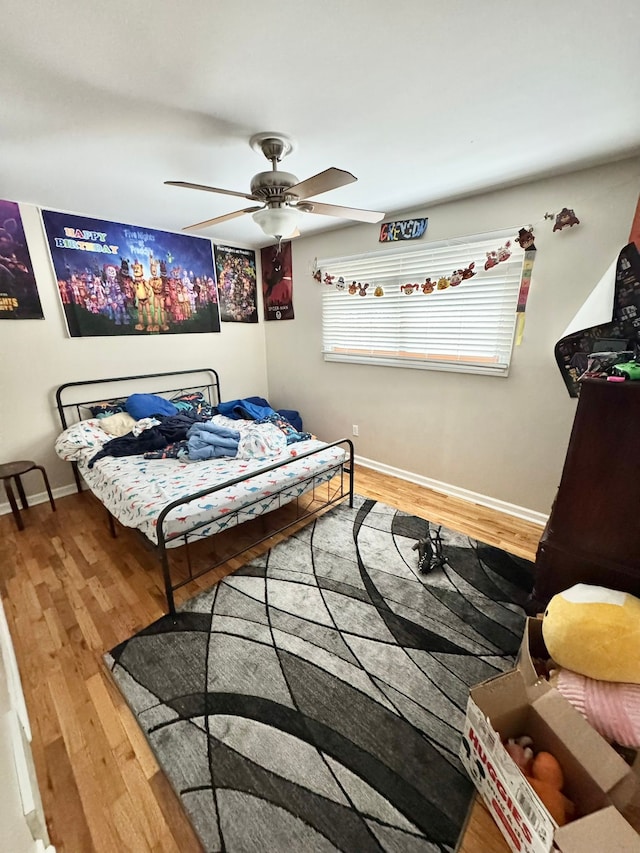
[3,0,640,249]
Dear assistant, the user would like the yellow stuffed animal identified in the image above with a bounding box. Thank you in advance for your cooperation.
[542,584,640,684]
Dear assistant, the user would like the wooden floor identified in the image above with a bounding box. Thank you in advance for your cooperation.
[0,465,543,852]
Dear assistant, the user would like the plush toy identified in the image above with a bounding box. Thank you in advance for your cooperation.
[503,736,575,826]
[504,734,534,773]
[542,584,640,684]
[549,666,640,748]
[527,760,575,827]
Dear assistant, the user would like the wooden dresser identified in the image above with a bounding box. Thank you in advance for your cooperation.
[528,378,640,610]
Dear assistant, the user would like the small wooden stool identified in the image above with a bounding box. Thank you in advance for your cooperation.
[0,461,56,531]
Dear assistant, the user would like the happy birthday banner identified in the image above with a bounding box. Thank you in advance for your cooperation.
[42,209,220,338]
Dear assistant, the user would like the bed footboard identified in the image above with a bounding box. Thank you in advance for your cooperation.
[155,438,354,615]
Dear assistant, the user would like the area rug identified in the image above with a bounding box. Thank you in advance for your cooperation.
[105,495,534,853]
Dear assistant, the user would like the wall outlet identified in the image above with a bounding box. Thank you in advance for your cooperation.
[352,425,359,436]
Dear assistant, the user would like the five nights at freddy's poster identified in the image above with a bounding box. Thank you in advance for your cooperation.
[0,199,44,320]
[42,209,220,337]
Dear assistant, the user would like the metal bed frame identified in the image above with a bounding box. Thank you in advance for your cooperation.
[55,368,354,615]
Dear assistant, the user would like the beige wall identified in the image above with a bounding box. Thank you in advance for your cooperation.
[0,203,269,493]
[264,158,640,517]
[3,158,639,517]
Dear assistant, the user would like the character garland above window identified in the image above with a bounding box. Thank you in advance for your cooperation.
[313,202,584,299]
[314,236,521,298]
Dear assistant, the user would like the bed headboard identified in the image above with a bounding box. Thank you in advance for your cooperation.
[55,368,221,431]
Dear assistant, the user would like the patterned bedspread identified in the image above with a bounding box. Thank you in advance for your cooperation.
[55,415,346,547]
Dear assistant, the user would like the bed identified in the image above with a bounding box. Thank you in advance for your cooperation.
[54,368,354,614]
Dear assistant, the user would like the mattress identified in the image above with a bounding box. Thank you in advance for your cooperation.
[55,415,346,547]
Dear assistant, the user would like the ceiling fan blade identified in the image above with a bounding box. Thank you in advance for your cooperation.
[301,200,384,223]
[286,168,357,201]
[165,180,259,202]
[182,206,262,232]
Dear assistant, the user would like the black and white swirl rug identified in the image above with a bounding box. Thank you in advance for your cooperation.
[106,495,533,853]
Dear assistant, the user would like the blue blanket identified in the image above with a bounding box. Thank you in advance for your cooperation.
[217,396,303,432]
[186,422,241,460]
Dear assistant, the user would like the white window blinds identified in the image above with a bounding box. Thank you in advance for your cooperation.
[320,229,525,376]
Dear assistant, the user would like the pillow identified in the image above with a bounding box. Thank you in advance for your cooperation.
[125,393,178,420]
[87,398,127,419]
[543,584,640,684]
[171,391,215,419]
[99,411,137,437]
[55,421,111,461]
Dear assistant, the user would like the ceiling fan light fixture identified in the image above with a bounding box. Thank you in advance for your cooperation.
[252,206,301,239]
[171,132,383,235]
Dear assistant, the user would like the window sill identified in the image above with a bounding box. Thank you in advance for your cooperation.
[323,352,510,376]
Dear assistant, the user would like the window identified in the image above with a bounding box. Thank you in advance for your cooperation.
[320,229,526,376]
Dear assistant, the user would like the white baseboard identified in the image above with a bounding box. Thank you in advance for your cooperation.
[0,484,79,519]
[354,455,548,528]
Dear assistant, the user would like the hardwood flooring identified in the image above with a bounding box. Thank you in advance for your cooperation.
[0,464,543,852]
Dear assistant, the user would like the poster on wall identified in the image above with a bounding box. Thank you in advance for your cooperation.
[0,199,44,320]
[41,209,220,337]
[261,241,294,321]
[214,245,258,323]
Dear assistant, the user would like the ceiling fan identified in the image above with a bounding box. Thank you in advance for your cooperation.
[165,132,385,240]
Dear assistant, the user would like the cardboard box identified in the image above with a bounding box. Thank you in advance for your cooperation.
[459,622,640,852]
[518,617,640,780]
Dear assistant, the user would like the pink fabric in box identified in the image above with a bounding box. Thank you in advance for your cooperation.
[556,667,640,749]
